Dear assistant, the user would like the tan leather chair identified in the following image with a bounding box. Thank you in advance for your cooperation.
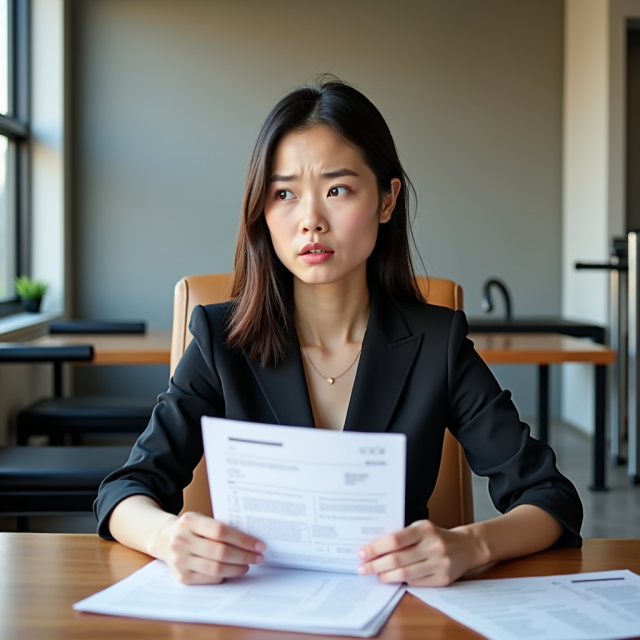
[172,274,473,529]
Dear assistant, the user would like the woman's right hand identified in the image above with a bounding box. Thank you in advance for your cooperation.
[155,511,266,585]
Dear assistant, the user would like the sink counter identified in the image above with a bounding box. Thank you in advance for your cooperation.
[467,317,605,343]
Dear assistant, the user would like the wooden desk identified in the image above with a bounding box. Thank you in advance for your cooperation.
[470,333,616,492]
[31,331,172,366]
[1,534,638,640]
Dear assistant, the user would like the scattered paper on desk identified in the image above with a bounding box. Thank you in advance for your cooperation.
[73,559,404,637]
[202,416,406,573]
[408,569,640,640]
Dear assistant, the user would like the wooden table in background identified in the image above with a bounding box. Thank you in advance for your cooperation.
[1,534,638,640]
[28,331,617,489]
[31,330,172,365]
[470,333,616,491]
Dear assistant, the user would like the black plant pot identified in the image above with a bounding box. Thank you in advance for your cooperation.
[22,297,42,313]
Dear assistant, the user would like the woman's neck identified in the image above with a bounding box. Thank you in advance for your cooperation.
[294,264,370,352]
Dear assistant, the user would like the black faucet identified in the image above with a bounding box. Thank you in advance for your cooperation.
[481,278,513,321]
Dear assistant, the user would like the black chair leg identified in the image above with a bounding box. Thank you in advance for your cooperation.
[590,364,609,491]
[538,365,550,443]
[16,516,30,532]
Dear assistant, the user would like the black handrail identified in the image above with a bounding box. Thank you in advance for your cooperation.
[575,262,628,271]
[48,320,146,334]
[0,345,93,362]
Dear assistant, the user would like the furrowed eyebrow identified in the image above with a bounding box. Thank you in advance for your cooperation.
[322,168,359,179]
[269,168,359,182]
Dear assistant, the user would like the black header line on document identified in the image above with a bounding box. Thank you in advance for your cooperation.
[570,577,626,583]
[228,437,283,447]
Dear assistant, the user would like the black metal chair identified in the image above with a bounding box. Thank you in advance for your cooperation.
[0,343,94,395]
[0,446,131,528]
[16,320,155,445]
[0,344,130,530]
[17,396,156,444]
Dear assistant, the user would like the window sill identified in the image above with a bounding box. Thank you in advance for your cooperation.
[0,310,63,341]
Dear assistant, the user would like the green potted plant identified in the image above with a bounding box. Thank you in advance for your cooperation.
[14,275,49,313]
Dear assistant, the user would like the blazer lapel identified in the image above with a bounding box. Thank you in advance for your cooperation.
[244,339,316,428]
[344,289,422,433]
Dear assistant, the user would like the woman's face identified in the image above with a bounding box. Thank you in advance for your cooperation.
[264,125,400,286]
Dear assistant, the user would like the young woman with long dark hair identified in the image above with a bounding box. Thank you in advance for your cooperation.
[97,78,582,587]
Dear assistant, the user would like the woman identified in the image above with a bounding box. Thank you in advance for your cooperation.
[96,78,582,587]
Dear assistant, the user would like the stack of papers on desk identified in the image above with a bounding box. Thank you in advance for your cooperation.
[75,419,408,636]
[73,560,404,636]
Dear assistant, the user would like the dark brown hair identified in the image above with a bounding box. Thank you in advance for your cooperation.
[228,77,425,367]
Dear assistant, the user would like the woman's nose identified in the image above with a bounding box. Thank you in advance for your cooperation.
[298,197,327,233]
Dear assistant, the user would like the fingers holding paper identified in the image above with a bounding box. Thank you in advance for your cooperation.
[162,511,266,585]
[356,520,478,587]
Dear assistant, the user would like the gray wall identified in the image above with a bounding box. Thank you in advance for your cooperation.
[71,0,565,415]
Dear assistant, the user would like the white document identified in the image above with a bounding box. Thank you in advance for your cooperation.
[202,417,406,573]
[408,570,640,640]
[73,559,404,637]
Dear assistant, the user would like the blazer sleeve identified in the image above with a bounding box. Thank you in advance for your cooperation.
[94,305,225,540]
[445,310,583,547]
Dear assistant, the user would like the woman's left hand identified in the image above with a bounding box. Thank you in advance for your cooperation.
[355,520,486,587]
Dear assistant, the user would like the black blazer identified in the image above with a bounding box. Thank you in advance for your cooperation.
[95,289,583,546]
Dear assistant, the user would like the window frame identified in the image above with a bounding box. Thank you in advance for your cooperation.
[0,0,29,317]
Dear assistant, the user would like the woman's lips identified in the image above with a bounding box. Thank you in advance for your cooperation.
[301,250,334,264]
[300,243,334,264]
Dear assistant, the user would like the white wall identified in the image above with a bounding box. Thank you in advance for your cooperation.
[562,0,610,433]
[562,0,640,433]
[71,0,566,413]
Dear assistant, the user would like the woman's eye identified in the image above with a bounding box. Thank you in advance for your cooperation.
[328,186,348,197]
[276,189,295,200]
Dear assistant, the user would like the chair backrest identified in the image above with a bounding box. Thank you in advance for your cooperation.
[170,274,233,375]
[172,274,473,529]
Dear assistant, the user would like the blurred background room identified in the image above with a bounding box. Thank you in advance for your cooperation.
[0,0,638,538]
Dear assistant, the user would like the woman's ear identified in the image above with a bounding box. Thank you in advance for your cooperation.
[380,178,402,223]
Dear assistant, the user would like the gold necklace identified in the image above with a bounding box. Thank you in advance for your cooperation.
[300,343,362,385]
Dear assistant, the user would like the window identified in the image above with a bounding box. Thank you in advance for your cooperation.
[0,0,28,313]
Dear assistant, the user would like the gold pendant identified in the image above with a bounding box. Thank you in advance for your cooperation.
[326,378,335,385]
